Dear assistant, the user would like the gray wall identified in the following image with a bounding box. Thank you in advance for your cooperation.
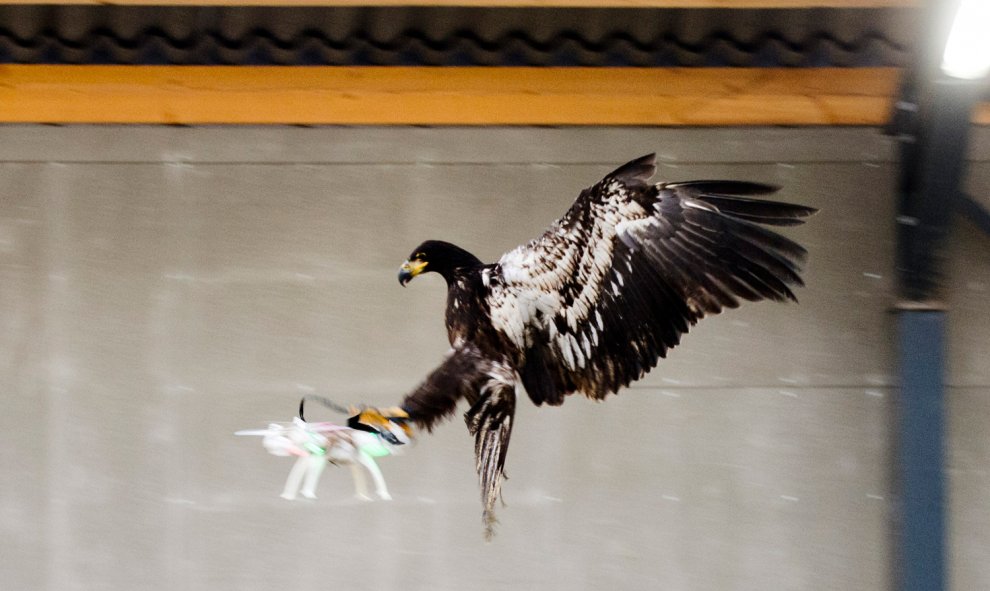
[0,126,987,591]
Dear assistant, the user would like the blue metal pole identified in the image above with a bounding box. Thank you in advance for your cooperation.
[896,309,946,591]
[889,2,986,587]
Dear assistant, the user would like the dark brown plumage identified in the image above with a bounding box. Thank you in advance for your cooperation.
[379,153,817,537]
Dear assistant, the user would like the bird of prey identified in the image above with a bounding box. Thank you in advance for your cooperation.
[354,153,816,537]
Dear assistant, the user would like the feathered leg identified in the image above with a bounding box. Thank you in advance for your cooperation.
[396,346,519,537]
[464,376,517,540]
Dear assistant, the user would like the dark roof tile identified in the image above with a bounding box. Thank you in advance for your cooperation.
[0,6,914,67]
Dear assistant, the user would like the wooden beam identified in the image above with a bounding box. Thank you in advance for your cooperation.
[0,0,919,7]
[1,65,981,126]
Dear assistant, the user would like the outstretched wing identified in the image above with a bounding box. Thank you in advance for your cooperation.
[488,154,816,405]
[401,345,517,538]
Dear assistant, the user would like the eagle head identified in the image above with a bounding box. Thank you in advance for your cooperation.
[398,240,482,286]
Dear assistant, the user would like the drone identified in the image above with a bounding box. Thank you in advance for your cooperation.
[236,397,413,502]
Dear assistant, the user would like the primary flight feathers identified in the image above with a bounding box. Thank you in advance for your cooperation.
[374,153,816,537]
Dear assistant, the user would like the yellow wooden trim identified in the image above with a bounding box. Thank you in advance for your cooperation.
[0,1,919,7]
[0,65,981,126]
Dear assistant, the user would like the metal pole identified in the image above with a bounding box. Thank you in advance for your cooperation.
[890,0,986,586]
[895,308,946,591]
[892,71,980,591]
[896,77,975,302]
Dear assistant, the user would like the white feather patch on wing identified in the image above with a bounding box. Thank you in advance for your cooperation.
[682,197,719,213]
[488,289,528,348]
[560,335,575,369]
[489,176,651,367]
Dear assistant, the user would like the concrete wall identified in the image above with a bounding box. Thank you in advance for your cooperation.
[0,126,987,591]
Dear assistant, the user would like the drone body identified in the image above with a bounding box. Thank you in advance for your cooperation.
[236,416,410,502]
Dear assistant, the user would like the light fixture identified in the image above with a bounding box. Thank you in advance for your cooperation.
[941,0,990,80]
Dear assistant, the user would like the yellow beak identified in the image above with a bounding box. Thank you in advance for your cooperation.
[398,259,427,286]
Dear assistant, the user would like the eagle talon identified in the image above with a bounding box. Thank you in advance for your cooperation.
[347,406,415,445]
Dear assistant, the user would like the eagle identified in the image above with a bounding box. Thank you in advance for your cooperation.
[352,153,816,537]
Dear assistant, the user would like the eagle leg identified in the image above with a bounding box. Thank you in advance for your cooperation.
[464,378,516,540]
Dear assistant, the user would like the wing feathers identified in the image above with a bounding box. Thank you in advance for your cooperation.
[609,153,657,190]
[638,237,729,314]
[490,157,815,404]
[667,180,780,197]
[669,181,817,227]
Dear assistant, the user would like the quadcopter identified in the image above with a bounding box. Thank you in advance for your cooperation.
[236,398,413,501]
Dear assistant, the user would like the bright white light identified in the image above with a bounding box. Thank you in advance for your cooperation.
[941,0,990,80]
